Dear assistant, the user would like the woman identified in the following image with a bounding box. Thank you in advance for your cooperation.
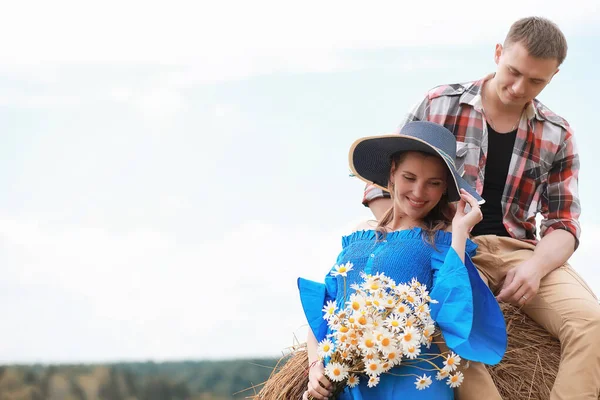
[298,121,507,399]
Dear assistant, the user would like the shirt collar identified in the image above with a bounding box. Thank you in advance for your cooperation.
[460,73,537,121]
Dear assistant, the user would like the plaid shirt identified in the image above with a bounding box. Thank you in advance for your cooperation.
[363,75,581,246]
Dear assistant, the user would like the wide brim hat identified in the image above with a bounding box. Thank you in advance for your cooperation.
[349,121,484,204]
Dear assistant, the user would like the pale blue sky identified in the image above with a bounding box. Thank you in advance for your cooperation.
[0,0,599,363]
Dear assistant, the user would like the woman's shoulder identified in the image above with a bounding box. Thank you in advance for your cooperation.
[350,219,379,233]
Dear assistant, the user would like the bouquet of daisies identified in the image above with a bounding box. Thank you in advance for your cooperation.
[316,263,465,394]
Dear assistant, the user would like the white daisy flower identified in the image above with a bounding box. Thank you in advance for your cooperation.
[436,369,450,381]
[380,361,393,373]
[331,261,354,277]
[421,324,436,345]
[324,362,349,382]
[400,326,421,348]
[382,293,397,309]
[415,303,431,319]
[383,350,402,366]
[395,302,409,317]
[367,375,380,388]
[322,300,337,320]
[347,293,366,312]
[447,371,464,388]
[404,315,417,328]
[364,358,384,376]
[403,344,421,359]
[347,374,360,388]
[405,291,418,305]
[385,313,404,333]
[376,332,396,354]
[443,352,461,372]
[358,332,378,355]
[415,374,432,390]
[395,283,411,296]
[362,275,381,293]
[317,339,334,358]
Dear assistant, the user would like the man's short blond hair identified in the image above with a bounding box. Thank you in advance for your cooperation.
[505,17,568,65]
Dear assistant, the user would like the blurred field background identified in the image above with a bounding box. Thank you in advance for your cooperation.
[0,359,279,400]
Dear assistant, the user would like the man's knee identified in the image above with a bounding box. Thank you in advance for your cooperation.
[561,304,600,348]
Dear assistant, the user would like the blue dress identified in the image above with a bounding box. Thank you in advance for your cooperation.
[298,228,507,399]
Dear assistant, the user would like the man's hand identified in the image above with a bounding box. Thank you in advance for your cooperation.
[496,258,543,306]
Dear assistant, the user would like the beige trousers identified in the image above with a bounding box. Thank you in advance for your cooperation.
[455,235,600,400]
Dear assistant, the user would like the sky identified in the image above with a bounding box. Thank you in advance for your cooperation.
[0,0,599,363]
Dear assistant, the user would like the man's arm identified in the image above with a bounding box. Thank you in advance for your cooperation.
[496,229,575,305]
[538,129,581,249]
[497,127,581,305]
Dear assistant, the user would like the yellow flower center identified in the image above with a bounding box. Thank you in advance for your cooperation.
[404,333,412,342]
[365,339,374,348]
[381,338,390,346]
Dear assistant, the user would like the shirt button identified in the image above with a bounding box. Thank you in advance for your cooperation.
[370,254,375,258]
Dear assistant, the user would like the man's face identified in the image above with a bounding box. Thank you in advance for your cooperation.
[493,41,560,109]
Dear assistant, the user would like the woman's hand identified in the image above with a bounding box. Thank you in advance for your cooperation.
[452,189,483,236]
[305,361,332,399]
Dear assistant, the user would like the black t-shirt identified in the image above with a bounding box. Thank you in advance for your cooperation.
[470,124,517,237]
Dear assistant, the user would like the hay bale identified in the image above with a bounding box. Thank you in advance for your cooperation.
[255,304,561,400]
[488,303,560,400]
[254,347,309,400]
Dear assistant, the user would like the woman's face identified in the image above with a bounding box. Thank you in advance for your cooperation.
[390,152,448,222]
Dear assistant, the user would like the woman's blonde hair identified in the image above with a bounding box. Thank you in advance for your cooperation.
[375,151,455,245]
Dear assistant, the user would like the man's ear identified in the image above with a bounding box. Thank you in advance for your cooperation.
[494,43,503,65]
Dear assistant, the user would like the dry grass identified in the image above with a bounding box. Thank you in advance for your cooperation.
[488,303,561,400]
[253,303,561,400]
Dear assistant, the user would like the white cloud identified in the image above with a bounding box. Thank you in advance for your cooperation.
[0,215,367,362]
[0,0,598,82]
[2,213,596,363]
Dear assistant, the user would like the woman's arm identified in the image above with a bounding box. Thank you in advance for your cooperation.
[306,329,332,400]
[451,189,483,262]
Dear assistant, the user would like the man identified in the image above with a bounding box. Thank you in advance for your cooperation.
[364,17,600,399]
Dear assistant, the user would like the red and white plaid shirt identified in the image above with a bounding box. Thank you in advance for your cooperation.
[363,75,581,246]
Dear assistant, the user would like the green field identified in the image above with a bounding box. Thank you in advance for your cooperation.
[0,358,280,400]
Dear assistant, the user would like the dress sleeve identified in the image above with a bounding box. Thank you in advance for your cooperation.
[297,249,342,342]
[429,243,507,365]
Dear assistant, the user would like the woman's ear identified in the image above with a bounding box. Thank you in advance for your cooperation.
[389,162,396,186]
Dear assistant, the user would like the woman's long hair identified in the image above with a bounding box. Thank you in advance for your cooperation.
[375,151,455,245]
